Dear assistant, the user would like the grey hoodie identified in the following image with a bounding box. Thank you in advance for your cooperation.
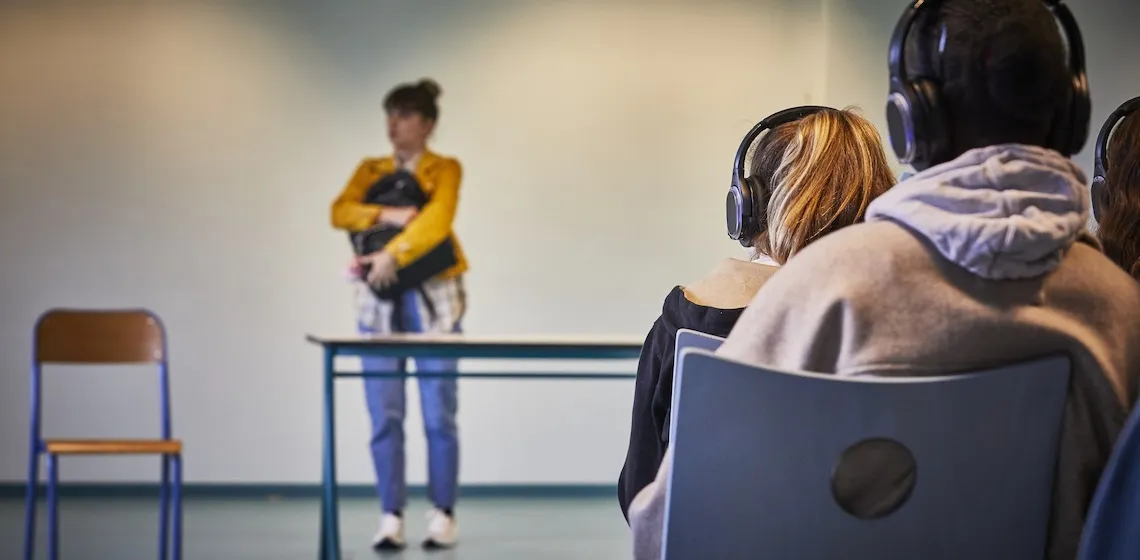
[866,144,1089,280]
[630,145,1140,560]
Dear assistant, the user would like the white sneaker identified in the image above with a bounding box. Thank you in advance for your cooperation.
[423,508,458,549]
[371,513,406,550]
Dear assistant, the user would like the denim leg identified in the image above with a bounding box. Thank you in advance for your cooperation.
[363,363,407,513]
[357,283,407,513]
[416,360,460,509]
[400,287,461,510]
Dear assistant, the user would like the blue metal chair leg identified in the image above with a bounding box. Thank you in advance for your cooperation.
[47,454,59,560]
[171,454,183,560]
[23,448,39,560]
[159,454,171,560]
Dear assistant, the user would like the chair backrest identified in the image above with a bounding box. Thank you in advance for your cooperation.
[1078,397,1140,560]
[35,309,166,364]
[30,309,172,441]
[673,329,724,376]
[662,349,1070,560]
[672,329,725,411]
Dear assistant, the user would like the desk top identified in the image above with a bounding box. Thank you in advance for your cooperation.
[306,333,645,349]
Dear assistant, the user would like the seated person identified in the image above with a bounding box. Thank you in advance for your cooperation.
[629,1,1140,559]
[617,106,894,518]
[1093,96,1140,279]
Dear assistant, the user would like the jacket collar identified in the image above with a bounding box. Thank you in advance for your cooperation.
[375,149,442,176]
[388,149,439,174]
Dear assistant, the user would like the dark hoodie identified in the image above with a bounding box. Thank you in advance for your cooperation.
[618,259,778,519]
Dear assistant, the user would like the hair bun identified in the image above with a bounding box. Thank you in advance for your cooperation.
[417,79,442,99]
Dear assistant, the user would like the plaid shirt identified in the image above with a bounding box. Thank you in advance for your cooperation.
[354,275,466,334]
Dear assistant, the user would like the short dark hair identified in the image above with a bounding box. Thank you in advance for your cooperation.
[907,0,1071,153]
[1097,113,1140,279]
[383,78,442,121]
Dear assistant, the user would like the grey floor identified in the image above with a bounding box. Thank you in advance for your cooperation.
[2,495,631,560]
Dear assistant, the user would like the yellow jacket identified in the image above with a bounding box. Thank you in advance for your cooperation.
[330,150,467,278]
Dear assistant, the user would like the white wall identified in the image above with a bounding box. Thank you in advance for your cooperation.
[1,0,1137,486]
[820,0,899,170]
[0,0,825,484]
[1069,0,1140,167]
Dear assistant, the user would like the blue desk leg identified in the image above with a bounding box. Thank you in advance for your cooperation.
[318,497,326,560]
[321,346,341,560]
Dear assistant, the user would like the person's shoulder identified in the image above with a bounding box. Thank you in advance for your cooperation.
[683,259,776,309]
[424,150,461,172]
[652,284,743,343]
[1051,240,1140,398]
[635,288,682,362]
[356,155,393,174]
[1056,241,1140,304]
[773,221,929,288]
[800,221,924,260]
[1065,240,1138,280]
[738,220,949,327]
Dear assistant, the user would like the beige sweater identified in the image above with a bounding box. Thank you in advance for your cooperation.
[684,258,777,308]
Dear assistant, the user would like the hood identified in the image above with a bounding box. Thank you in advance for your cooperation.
[866,144,1089,280]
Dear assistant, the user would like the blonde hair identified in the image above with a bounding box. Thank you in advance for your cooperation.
[751,107,895,263]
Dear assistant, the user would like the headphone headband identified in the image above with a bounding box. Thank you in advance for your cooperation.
[727,105,832,246]
[887,0,928,84]
[731,106,832,190]
[1094,96,1140,180]
[1050,3,1086,82]
[889,0,1084,84]
[1091,96,1140,223]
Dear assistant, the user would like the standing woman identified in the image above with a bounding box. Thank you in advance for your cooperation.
[330,78,466,550]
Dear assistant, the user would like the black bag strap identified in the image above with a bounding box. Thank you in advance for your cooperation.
[390,286,439,328]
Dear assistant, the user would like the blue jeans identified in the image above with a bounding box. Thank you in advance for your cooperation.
[357,281,463,513]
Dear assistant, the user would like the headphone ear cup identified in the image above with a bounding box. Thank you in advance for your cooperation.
[726,183,749,243]
[1090,176,1107,224]
[744,175,771,236]
[886,81,918,165]
[887,79,947,170]
[1048,86,1075,155]
[912,79,948,169]
[729,178,766,246]
[1067,75,1091,155]
[1046,78,1091,156]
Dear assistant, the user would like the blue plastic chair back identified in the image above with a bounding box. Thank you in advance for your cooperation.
[673,329,724,391]
[1078,397,1140,559]
[663,350,1070,560]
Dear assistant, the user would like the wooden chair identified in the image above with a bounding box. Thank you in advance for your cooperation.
[23,309,183,560]
[663,348,1070,560]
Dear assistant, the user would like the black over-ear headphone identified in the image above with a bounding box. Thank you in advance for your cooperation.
[1091,96,1140,223]
[886,0,1091,170]
[727,106,831,247]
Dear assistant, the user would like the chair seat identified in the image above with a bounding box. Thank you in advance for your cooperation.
[44,439,181,455]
